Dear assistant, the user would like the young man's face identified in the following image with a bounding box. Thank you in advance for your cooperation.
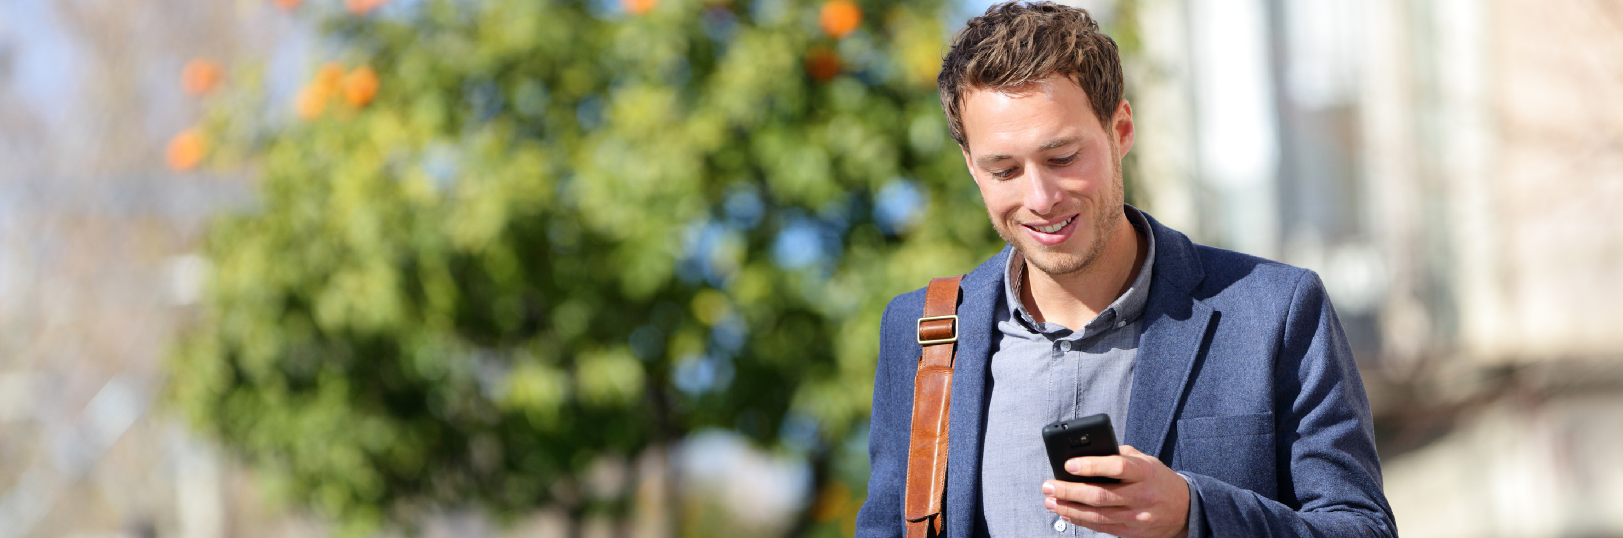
[958,75,1134,278]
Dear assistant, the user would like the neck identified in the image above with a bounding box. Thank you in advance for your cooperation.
[1020,212,1147,330]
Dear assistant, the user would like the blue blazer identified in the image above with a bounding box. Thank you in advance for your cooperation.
[856,213,1397,537]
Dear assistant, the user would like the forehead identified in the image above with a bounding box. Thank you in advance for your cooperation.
[958,76,1103,153]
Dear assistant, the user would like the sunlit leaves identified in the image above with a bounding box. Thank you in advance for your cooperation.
[574,347,646,407]
[501,359,571,427]
[169,0,1004,532]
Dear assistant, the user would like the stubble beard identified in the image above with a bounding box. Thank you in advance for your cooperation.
[993,151,1125,279]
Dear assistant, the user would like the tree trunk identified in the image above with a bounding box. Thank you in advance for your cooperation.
[566,504,584,538]
[647,380,682,538]
[616,455,639,538]
[781,444,832,538]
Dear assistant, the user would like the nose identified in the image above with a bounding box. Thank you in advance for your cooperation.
[1022,167,1063,215]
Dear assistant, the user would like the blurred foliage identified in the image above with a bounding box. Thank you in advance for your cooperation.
[166,0,1017,533]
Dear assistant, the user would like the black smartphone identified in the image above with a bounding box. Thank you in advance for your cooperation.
[1041,414,1122,484]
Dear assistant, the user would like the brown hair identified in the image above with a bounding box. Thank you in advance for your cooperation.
[938,1,1124,148]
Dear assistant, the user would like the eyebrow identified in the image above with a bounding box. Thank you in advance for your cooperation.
[974,136,1083,167]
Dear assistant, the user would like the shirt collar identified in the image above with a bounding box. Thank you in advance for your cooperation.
[1002,205,1158,336]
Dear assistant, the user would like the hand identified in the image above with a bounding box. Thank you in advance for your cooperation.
[1041,445,1190,538]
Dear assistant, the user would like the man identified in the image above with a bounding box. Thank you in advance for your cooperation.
[855,3,1396,537]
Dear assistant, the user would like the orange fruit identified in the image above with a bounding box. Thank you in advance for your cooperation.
[623,0,658,15]
[166,128,206,171]
[295,83,328,120]
[805,47,841,81]
[819,0,862,38]
[345,0,387,14]
[315,62,345,93]
[272,0,300,10]
[342,66,379,107]
[181,59,223,96]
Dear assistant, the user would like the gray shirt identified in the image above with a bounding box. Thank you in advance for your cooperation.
[979,207,1203,537]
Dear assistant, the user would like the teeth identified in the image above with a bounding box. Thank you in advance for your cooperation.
[1032,216,1074,234]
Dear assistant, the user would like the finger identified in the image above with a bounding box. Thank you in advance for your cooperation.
[1065,454,1128,479]
[1042,479,1129,507]
[1044,496,1138,525]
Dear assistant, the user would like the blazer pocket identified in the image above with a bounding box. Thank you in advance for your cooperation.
[1177,412,1275,439]
[1175,412,1279,498]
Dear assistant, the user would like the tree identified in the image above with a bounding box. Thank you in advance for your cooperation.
[166,0,1011,534]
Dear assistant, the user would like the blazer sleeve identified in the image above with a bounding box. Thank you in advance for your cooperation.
[1187,271,1398,538]
[854,293,922,538]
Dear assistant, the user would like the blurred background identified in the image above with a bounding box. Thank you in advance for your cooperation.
[1,0,1620,536]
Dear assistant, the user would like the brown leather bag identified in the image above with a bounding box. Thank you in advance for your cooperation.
[903,275,963,538]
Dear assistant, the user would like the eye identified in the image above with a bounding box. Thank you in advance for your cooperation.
[990,167,1017,180]
[1051,152,1078,165]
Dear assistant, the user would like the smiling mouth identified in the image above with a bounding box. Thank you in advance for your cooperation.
[1026,216,1075,234]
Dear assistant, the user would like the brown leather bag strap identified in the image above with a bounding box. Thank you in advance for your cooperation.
[903,275,963,538]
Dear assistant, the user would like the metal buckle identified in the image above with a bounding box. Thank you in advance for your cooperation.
[916,315,959,345]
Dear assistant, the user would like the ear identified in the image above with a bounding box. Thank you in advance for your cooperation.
[1112,99,1134,156]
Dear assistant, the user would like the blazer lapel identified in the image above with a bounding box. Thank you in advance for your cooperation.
[938,211,1209,534]
[944,246,1008,538]
[1125,215,1213,460]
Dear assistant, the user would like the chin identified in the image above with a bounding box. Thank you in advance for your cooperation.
[995,212,1117,278]
[1019,244,1095,276]
[993,227,1092,277]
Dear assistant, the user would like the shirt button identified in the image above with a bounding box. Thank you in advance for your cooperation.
[1114,320,1126,329]
[1058,340,1072,352]
[1054,519,1068,532]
